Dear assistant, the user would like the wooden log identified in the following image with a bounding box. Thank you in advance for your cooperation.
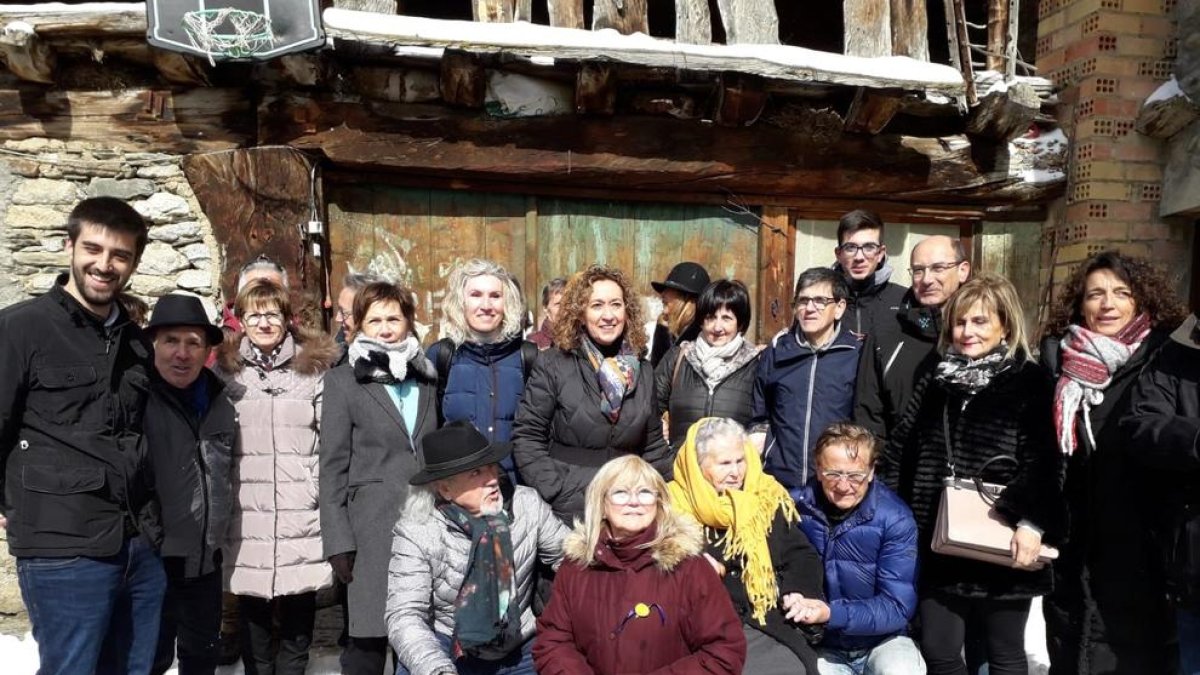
[332,0,397,12]
[261,93,1045,203]
[675,0,712,45]
[1136,87,1200,139]
[440,50,486,108]
[0,4,147,37]
[592,0,648,35]
[348,66,441,103]
[844,0,891,58]
[150,49,209,86]
[844,88,903,134]
[891,0,929,60]
[473,0,515,23]
[0,22,55,83]
[986,0,1008,71]
[716,0,779,44]
[0,87,251,152]
[515,0,533,22]
[716,73,768,127]
[757,206,793,339]
[275,54,322,88]
[547,0,584,29]
[575,64,616,115]
[966,81,1039,141]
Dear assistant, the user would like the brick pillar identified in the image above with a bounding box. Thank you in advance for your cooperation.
[1035,0,1189,294]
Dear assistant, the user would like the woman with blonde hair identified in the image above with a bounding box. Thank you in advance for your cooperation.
[881,273,1063,675]
[534,455,746,674]
[512,264,672,524]
[428,258,538,484]
[649,262,710,367]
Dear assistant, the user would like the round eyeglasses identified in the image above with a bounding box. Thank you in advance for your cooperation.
[607,488,658,506]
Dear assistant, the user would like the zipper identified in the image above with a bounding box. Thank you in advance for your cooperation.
[195,437,210,578]
[802,352,818,479]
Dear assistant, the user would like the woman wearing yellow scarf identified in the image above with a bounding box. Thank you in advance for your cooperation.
[669,417,826,675]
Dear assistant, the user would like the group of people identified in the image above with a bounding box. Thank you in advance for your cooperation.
[2,196,1200,675]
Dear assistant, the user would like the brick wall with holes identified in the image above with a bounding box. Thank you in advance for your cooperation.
[1036,0,1189,296]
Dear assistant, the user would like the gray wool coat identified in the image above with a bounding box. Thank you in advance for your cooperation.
[385,485,568,675]
[319,360,438,638]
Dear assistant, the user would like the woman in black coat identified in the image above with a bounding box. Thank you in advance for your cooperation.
[656,280,759,452]
[1039,252,1186,675]
[882,273,1064,675]
[318,281,438,675]
[512,264,673,524]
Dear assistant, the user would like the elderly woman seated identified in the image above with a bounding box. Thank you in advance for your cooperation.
[386,421,568,675]
[534,455,746,675]
[669,417,826,675]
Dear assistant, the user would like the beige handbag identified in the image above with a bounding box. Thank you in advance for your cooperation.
[931,412,1059,567]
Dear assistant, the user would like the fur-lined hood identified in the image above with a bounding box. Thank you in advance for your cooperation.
[216,327,339,376]
[562,508,704,573]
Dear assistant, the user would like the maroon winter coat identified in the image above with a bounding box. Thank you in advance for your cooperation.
[534,516,746,675]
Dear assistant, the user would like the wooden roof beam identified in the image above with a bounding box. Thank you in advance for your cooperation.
[844,87,903,134]
[0,21,55,84]
[0,4,147,37]
[547,0,584,29]
[966,81,1039,141]
[593,0,648,34]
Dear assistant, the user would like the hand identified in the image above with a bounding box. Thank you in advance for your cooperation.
[703,553,726,577]
[749,432,766,456]
[1010,528,1045,570]
[330,551,356,584]
[0,515,7,530]
[661,415,670,443]
[784,596,830,625]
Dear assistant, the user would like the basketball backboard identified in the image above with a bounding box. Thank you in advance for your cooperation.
[146,0,325,62]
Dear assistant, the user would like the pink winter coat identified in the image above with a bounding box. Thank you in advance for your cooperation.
[217,330,338,599]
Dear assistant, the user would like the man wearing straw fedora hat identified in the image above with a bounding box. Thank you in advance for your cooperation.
[387,421,568,675]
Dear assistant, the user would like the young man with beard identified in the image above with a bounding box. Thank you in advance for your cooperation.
[833,210,907,341]
[0,197,161,674]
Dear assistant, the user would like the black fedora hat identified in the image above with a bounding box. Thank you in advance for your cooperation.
[651,262,710,297]
[146,294,223,345]
[410,420,512,485]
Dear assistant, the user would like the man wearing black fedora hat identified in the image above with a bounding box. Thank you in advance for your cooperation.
[143,293,238,675]
[650,262,711,368]
[387,421,567,675]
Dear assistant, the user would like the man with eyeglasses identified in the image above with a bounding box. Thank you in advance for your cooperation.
[832,210,907,341]
[854,234,971,443]
[751,267,860,492]
[792,423,923,675]
[332,271,383,366]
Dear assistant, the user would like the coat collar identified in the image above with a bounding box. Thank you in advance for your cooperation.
[797,480,878,537]
[1171,314,1200,350]
[361,377,433,442]
[771,322,857,363]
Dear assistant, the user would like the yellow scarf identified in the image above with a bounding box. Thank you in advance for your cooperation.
[667,419,798,625]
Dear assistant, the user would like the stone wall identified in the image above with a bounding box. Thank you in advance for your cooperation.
[0,138,224,636]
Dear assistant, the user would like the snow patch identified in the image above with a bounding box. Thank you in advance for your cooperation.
[1145,75,1190,106]
[1009,128,1068,185]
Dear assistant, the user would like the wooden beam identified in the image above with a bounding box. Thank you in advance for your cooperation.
[0,4,147,37]
[0,87,252,152]
[1136,90,1200,139]
[845,0,891,58]
[275,54,322,88]
[575,65,617,115]
[987,0,1009,71]
[0,22,55,83]
[966,81,1039,141]
[717,0,780,44]
[757,206,793,340]
[593,0,648,34]
[675,0,712,45]
[547,0,585,29]
[473,0,515,23]
[348,66,441,103]
[515,0,532,22]
[332,0,397,12]
[150,49,210,86]
[844,88,903,134]
[716,73,768,127]
[891,0,929,61]
[440,50,486,108]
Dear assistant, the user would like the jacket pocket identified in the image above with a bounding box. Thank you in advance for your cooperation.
[36,366,98,390]
[23,465,106,494]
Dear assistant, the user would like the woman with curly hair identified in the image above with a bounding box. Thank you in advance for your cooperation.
[1039,251,1186,675]
[512,264,673,524]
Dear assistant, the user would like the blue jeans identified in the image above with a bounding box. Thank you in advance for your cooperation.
[818,636,927,675]
[17,535,167,675]
[395,634,534,675]
[1178,608,1200,674]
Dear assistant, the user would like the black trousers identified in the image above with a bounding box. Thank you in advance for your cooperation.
[919,591,1031,675]
[340,636,392,675]
[152,561,223,675]
[238,592,317,675]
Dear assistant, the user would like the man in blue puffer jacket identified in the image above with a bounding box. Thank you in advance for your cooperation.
[788,422,925,675]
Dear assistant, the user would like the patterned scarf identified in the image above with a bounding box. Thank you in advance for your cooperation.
[689,334,748,391]
[349,335,433,384]
[935,346,1011,397]
[1054,313,1150,456]
[437,501,522,660]
[581,335,640,423]
[668,419,797,626]
[251,341,284,372]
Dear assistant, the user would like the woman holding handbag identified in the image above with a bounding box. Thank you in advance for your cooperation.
[881,273,1064,675]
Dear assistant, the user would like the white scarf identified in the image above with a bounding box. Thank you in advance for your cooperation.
[348,335,431,383]
[689,334,747,391]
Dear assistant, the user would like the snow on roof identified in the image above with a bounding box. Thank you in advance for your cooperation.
[1145,75,1189,106]
[322,8,967,95]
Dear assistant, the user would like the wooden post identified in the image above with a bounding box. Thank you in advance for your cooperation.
[440,50,486,108]
[716,73,768,127]
[592,0,648,34]
[717,0,780,44]
[473,0,515,23]
[757,206,793,341]
[515,0,532,22]
[844,0,891,57]
[548,0,585,29]
[844,88,903,134]
[891,0,929,61]
[943,0,977,107]
[676,0,712,45]
[986,0,1008,71]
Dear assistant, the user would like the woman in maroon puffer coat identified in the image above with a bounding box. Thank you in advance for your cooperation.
[534,455,746,675]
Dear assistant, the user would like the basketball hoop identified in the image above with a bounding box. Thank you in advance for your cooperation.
[182,8,275,64]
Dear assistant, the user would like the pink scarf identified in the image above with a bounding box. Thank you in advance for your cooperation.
[1053,313,1151,456]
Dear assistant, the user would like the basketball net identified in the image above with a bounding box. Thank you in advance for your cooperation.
[182,8,275,65]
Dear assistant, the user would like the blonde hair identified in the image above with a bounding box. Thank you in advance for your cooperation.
[665,295,697,337]
[234,279,291,320]
[552,265,648,354]
[939,273,1031,361]
[439,259,525,346]
[574,455,683,568]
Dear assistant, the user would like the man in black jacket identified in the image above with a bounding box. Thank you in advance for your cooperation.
[0,197,160,674]
[144,294,237,675]
[833,210,907,341]
[854,235,971,443]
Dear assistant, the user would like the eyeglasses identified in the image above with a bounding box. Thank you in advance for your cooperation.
[909,261,963,279]
[608,488,658,506]
[819,470,871,486]
[794,296,837,310]
[838,242,882,256]
[244,312,284,327]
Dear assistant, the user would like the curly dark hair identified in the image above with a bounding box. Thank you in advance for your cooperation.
[1041,250,1187,339]
[552,264,648,355]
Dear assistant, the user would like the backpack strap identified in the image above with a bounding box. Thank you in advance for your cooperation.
[431,337,455,424]
[670,343,690,390]
[520,340,539,383]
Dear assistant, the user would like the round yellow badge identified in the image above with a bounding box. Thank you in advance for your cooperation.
[634,603,650,618]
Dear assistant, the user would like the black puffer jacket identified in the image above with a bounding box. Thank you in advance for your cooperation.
[838,259,908,340]
[1041,330,1179,675]
[512,346,672,523]
[881,357,1064,599]
[655,340,759,450]
[853,293,940,443]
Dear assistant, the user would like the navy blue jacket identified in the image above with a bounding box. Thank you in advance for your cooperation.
[430,337,528,478]
[796,481,919,651]
[753,324,860,489]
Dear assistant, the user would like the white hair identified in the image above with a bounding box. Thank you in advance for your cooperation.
[439,259,525,346]
[694,418,748,465]
[236,258,289,292]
